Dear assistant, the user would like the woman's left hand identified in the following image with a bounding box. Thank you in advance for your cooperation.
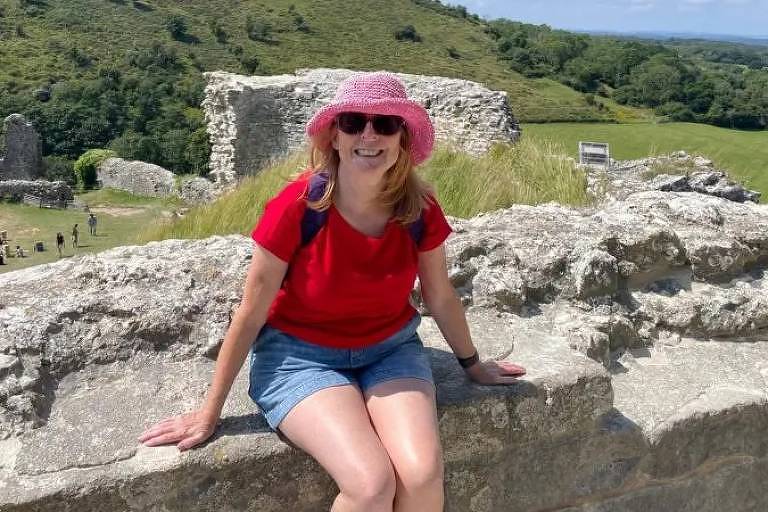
[464,360,526,385]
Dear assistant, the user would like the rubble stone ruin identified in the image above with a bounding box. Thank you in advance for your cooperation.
[0,114,43,181]
[202,68,521,185]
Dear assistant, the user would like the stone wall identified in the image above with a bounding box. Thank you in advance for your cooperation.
[96,157,177,198]
[2,184,767,511]
[178,176,217,205]
[95,158,216,203]
[203,68,521,185]
[0,180,73,202]
[0,114,43,181]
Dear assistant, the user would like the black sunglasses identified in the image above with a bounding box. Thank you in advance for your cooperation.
[336,112,404,136]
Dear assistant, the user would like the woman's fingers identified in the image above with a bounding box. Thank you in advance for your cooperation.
[139,411,216,450]
[493,375,522,385]
[496,361,526,376]
[138,418,185,443]
[142,431,185,447]
[177,431,209,452]
[465,360,526,385]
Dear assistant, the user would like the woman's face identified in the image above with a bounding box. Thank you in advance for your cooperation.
[332,114,402,178]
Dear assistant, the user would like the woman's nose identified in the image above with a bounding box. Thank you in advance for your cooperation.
[360,120,378,139]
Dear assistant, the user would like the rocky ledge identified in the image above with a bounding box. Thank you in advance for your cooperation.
[586,151,761,204]
[1,188,767,511]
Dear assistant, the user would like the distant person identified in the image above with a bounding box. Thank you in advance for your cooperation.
[0,249,5,265]
[71,224,79,248]
[87,213,97,236]
[15,245,25,258]
[56,232,65,258]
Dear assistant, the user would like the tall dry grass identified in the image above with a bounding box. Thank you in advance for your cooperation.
[138,137,590,242]
[422,137,590,217]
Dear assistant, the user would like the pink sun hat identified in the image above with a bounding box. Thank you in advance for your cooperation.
[306,71,435,165]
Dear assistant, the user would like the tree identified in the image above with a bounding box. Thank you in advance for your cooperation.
[165,15,188,41]
[74,149,116,189]
[394,25,422,42]
[209,19,227,43]
[245,16,273,42]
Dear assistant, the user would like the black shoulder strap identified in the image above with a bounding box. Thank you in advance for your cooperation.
[300,171,426,247]
[301,172,330,246]
[408,214,425,247]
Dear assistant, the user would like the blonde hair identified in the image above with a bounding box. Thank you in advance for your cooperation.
[301,125,434,225]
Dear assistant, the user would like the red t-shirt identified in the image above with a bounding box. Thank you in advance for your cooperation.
[251,175,452,348]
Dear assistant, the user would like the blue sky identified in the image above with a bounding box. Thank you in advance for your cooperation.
[455,0,768,37]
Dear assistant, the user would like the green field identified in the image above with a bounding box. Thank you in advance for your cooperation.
[525,122,768,195]
[0,190,182,274]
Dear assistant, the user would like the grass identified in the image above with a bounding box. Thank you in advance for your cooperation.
[0,190,183,274]
[138,152,308,243]
[422,138,589,217]
[524,122,768,195]
[640,158,699,180]
[138,137,590,242]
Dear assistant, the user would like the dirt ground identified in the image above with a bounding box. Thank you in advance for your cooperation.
[88,206,148,216]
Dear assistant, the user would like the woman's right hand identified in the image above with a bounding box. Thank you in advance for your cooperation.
[138,409,218,452]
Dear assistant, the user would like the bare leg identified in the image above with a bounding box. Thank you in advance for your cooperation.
[365,379,444,512]
[278,384,397,512]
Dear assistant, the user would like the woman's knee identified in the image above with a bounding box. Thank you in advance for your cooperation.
[395,449,444,492]
[338,458,397,505]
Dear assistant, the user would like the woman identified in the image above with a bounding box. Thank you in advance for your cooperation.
[139,72,525,512]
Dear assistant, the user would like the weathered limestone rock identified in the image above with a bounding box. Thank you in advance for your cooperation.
[586,151,761,204]
[202,68,521,185]
[0,114,43,181]
[97,157,177,198]
[1,188,767,511]
[179,176,217,205]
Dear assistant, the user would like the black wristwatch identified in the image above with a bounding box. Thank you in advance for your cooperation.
[457,350,480,369]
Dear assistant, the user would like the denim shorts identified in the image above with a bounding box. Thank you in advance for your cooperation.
[248,313,433,431]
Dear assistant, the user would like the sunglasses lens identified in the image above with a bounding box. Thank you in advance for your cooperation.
[372,115,403,135]
[337,113,366,134]
[336,113,403,135]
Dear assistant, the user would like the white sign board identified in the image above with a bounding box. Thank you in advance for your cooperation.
[578,141,610,168]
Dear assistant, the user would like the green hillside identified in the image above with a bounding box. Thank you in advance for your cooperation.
[0,0,654,182]
[0,0,628,124]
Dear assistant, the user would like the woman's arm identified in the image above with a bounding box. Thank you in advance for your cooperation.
[139,243,289,450]
[200,243,289,420]
[418,244,525,385]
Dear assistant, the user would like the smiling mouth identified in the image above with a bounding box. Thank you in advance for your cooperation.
[354,149,383,157]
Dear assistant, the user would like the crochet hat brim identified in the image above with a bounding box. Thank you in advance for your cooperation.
[306,98,435,165]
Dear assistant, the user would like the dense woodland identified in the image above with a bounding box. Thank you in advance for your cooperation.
[488,21,768,129]
[0,0,766,182]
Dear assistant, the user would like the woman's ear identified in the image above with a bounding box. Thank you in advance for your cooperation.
[331,129,339,150]
[329,123,339,151]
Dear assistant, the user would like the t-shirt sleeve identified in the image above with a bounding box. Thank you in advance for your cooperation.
[250,179,307,262]
[418,196,453,252]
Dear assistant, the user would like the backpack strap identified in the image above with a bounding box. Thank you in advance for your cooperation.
[300,171,426,247]
[408,214,425,247]
[301,172,330,246]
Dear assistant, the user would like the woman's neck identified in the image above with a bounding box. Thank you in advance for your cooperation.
[334,165,390,217]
